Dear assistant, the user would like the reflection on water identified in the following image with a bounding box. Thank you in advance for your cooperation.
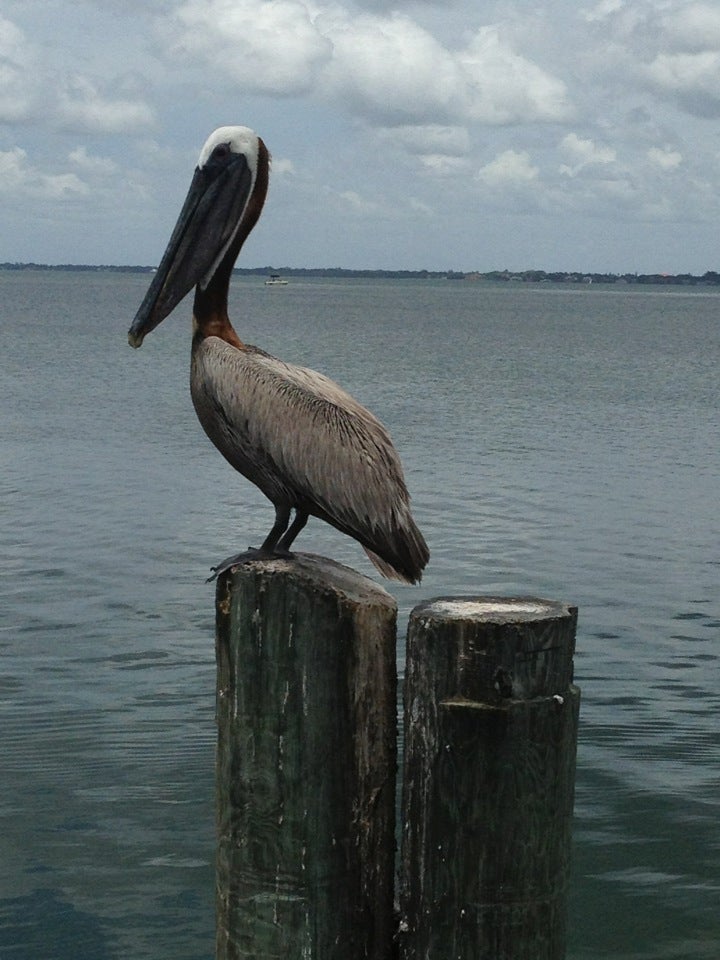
[1,272,718,958]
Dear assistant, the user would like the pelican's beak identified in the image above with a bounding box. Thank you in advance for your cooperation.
[127,152,253,348]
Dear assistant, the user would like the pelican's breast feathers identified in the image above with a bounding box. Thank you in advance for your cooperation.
[191,337,412,536]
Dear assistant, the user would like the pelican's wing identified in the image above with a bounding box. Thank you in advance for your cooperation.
[193,339,428,581]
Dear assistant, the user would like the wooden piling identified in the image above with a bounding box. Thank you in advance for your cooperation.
[214,553,398,960]
[398,597,580,960]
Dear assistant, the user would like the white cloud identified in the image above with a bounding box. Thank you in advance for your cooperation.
[643,51,720,111]
[418,153,470,176]
[647,146,682,170]
[320,10,460,122]
[582,0,625,23]
[373,124,471,177]
[57,76,155,133]
[476,149,539,186]
[170,0,332,94]
[0,147,28,187]
[458,27,571,124]
[270,157,296,176]
[408,197,433,215]
[68,146,119,176]
[559,133,616,176]
[334,188,382,215]
[586,1,720,117]
[0,15,36,121]
[163,3,571,127]
[659,3,720,53]
[353,0,455,8]
[387,124,471,157]
[0,147,89,199]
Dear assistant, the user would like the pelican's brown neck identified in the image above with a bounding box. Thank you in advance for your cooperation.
[192,308,245,349]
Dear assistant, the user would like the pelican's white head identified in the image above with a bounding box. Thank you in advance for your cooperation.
[197,126,260,173]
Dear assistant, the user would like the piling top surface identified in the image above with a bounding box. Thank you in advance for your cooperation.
[418,596,575,623]
[219,551,397,610]
[406,596,577,699]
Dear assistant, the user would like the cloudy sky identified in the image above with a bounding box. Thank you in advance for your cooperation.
[2,0,720,272]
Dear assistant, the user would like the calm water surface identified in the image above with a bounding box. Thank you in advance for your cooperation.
[1,272,718,958]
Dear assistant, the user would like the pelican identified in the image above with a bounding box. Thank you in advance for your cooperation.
[127,126,429,584]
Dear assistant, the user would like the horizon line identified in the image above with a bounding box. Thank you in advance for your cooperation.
[1,261,719,282]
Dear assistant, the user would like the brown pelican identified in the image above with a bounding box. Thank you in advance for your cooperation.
[127,126,429,584]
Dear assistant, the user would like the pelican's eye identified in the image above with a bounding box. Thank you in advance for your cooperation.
[212,142,232,163]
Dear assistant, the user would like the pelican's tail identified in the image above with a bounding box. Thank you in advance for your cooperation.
[363,516,429,585]
[364,548,415,584]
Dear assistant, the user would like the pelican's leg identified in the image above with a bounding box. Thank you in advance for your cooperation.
[260,504,292,552]
[276,509,309,551]
[207,504,291,582]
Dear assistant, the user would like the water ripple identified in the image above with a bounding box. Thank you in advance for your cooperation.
[2,274,719,960]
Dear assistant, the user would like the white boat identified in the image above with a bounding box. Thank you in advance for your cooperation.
[264,273,288,286]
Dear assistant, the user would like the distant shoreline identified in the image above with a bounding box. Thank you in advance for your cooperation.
[1,262,719,286]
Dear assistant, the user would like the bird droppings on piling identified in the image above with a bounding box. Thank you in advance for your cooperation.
[217,586,231,617]
[426,598,553,620]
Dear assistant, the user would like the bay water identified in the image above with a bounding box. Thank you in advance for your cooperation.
[1,271,718,958]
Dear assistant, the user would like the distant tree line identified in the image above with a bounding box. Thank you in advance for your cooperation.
[480,269,720,286]
[0,262,155,273]
[2,262,719,285]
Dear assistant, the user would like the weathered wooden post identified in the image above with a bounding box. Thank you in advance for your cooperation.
[214,553,397,960]
[398,597,580,960]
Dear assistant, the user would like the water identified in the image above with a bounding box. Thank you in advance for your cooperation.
[1,271,718,959]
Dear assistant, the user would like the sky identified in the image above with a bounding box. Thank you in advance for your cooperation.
[2,0,720,273]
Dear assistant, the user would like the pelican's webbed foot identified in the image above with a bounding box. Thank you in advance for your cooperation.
[208,507,306,582]
[206,547,291,582]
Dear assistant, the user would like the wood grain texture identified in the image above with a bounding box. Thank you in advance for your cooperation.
[399,597,580,960]
[215,553,398,960]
